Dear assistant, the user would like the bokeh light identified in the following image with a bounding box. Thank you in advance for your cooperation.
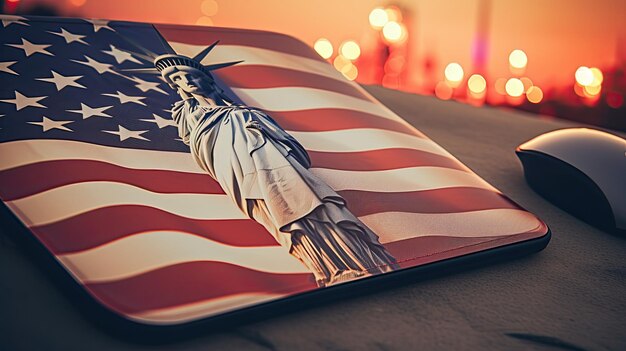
[444,63,464,87]
[340,40,361,60]
[70,0,86,6]
[509,49,528,69]
[606,92,624,109]
[314,38,334,59]
[584,84,601,97]
[341,63,359,81]
[369,7,388,29]
[435,81,453,100]
[196,16,214,26]
[505,78,525,97]
[589,67,603,87]
[382,21,406,44]
[526,86,543,103]
[385,6,403,22]
[575,66,594,86]
[467,74,487,94]
[574,83,586,97]
[333,55,351,71]
[200,0,219,16]
[494,78,507,95]
[520,77,533,92]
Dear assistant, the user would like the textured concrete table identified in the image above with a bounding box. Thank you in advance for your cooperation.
[2,86,625,350]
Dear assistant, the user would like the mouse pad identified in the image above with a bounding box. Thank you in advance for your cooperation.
[0,16,549,326]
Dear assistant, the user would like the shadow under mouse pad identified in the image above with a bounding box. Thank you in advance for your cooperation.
[0,15,549,331]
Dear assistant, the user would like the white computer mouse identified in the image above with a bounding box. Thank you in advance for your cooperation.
[516,128,626,234]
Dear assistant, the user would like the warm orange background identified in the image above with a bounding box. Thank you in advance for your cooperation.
[15,0,626,95]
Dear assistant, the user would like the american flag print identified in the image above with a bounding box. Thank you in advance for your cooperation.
[0,15,548,325]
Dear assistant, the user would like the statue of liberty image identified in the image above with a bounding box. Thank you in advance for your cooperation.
[124,37,398,286]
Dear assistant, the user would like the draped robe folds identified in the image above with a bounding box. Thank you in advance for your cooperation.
[171,98,398,286]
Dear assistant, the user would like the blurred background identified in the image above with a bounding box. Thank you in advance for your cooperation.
[3,0,625,131]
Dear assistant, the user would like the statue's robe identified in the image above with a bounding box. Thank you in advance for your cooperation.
[172,98,397,286]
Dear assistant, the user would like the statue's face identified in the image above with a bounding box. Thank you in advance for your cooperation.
[167,68,213,95]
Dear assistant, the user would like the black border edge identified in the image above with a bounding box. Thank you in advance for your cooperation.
[0,201,551,344]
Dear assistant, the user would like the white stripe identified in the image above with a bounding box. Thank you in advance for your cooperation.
[232,86,401,123]
[290,129,450,156]
[170,43,346,83]
[362,209,544,244]
[58,231,308,283]
[311,167,496,193]
[6,181,245,227]
[128,293,284,324]
[0,133,450,172]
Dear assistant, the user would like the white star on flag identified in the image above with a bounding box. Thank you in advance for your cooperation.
[47,28,88,45]
[130,76,167,94]
[71,55,118,75]
[103,125,149,141]
[37,71,86,91]
[0,61,18,75]
[103,91,146,105]
[28,116,74,132]
[1,15,29,28]
[140,113,177,128]
[85,19,113,32]
[67,103,112,119]
[6,38,54,57]
[103,45,141,64]
[0,91,46,110]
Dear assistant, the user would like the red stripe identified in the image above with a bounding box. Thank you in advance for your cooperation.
[270,108,418,135]
[156,24,322,61]
[0,159,224,200]
[85,261,315,314]
[218,65,365,100]
[32,205,276,254]
[386,229,547,269]
[338,187,518,216]
[384,235,509,263]
[309,148,468,172]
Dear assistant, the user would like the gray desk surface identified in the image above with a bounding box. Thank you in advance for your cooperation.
[1,86,625,350]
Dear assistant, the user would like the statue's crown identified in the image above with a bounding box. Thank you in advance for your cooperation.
[155,54,208,74]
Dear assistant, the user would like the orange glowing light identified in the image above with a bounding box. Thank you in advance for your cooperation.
[584,84,601,96]
[70,0,86,6]
[341,63,359,81]
[385,6,403,22]
[195,16,214,26]
[606,92,623,109]
[340,41,361,61]
[467,74,486,94]
[575,66,594,86]
[505,78,524,97]
[333,55,351,71]
[435,81,453,100]
[589,67,603,87]
[509,49,528,69]
[520,77,533,92]
[314,38,334,59]
[494,78,507,95]
[444,63,464,87]
[526,86,543,103]
[200,0,219,16]
[369,7,388,29]
[574,83,586,97]
[382,21,406,44]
